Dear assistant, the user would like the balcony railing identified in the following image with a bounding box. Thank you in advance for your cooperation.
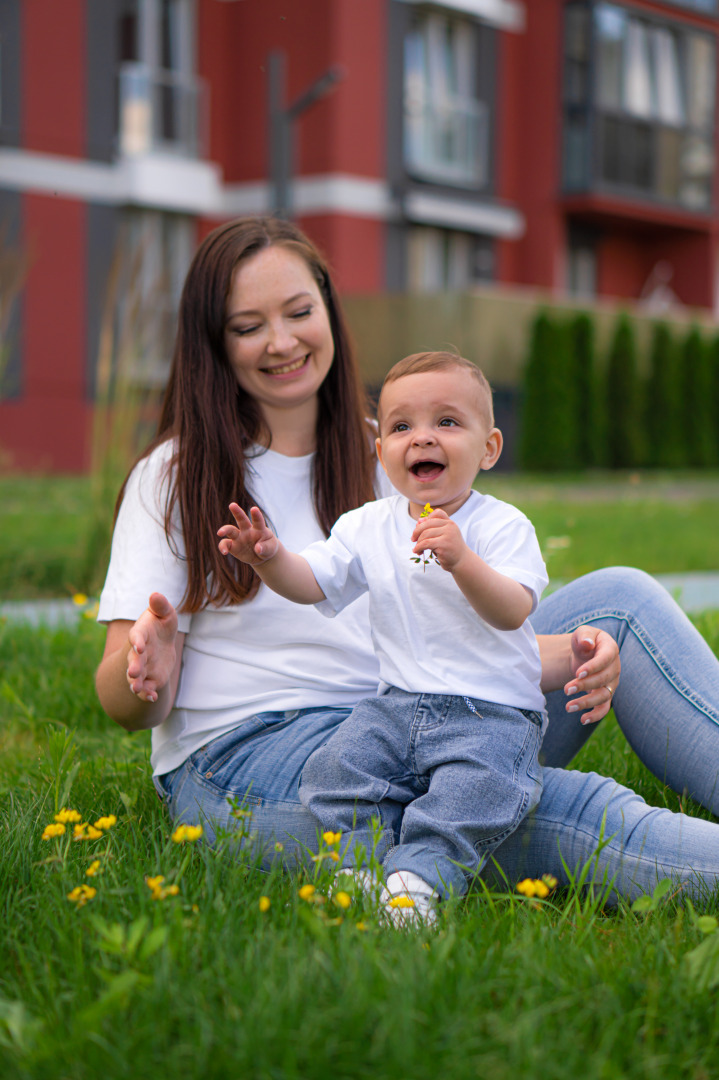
[118,62,208,159]
[404,98,489,187]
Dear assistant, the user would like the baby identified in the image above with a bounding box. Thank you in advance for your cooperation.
[218,351,548,924]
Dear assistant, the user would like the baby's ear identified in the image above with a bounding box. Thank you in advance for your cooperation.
[375,436,387,474]
[479,428,503,471]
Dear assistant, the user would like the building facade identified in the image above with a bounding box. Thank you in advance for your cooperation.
[1,0,717,470]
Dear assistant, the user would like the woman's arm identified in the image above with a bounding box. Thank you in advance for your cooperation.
[537,627,620,725]
[95,593,186,732]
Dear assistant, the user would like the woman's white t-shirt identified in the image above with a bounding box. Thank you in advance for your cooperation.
[98,440,393,776]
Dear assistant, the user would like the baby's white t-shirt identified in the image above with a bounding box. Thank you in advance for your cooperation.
[98,440,394,776]
[302,492,548,710]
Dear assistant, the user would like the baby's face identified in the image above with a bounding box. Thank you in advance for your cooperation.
[376,368,501,518]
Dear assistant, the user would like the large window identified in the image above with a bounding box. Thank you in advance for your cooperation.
[407,227,493,292]
[117,0,207,158]
[563,2,716,210]
[404,13,489,186]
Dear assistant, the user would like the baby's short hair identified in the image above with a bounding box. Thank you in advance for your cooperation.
[378,351,494,427]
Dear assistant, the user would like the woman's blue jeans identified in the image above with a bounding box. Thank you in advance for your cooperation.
[155,568,719,903]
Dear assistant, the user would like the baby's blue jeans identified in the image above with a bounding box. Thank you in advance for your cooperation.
[299,688,546,899]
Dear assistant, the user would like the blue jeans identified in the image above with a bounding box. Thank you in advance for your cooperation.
[299,689,545,899]
[155,568,719,904]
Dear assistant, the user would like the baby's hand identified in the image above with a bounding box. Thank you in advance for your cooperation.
[411,509,468,571]
[218,504,279,565]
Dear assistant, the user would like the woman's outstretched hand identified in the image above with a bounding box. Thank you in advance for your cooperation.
[218,504,279,565]
[564,625,621,725]
[126,592,179,703]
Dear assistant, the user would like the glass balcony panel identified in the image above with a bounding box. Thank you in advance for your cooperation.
[118,61,207,158]
[404,98,488,186]
[687,34,716,131]
[656,127,682,200]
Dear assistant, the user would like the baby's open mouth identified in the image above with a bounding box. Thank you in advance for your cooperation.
[410,461,445,480]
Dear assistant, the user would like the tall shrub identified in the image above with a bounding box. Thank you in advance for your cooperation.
[519,310,579,471]
[709,335,719,466]
[644,322,683,468]
[568,311,603,467]
[681,325,715,467]
[606,313,644,469]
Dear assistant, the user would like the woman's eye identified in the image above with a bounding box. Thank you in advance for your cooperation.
[291,307,312,320]
[234,325,259,337]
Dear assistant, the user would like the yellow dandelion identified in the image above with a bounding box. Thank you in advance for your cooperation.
[67,884,97,908]
[298,884,316,901]
[259,896,271,913]
[356,921,368,932]
[274,842,284,852]
[85,860,102,877]
[542,874,558,890]
[171,824,203,844]
[388,895,416,909]
[72,593,88,607]
[334,891,351,910]
[73,823,88,841]
[322,831,342,845]
[86,826,103,840]
[93,815,117,831]
[41,822,66,840]
[329,851,340,862]
[533,881,550,899]
[146,875,165,891]
[516,879,537,897]
[165,884,180,897]
[54,808,82,824]
[419,503,434,518]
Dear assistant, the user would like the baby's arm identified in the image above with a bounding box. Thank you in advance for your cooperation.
[218,504,325,604]
[411,510,532,630]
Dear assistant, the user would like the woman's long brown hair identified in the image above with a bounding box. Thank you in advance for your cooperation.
[116,217,376,612]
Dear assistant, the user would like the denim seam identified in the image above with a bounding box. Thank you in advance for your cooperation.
[555,608,719,727]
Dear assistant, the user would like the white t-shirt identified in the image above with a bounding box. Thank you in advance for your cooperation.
[302,492,548,710]
[98,440,394,776]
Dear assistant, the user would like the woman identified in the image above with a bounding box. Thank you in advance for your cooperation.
[96,216,719,903]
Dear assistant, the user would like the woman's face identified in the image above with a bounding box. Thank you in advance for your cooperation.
[224,245,335,423]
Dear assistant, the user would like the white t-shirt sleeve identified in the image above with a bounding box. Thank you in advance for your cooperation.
[97,444,193,633]
[479,513,548,614]
[301,510,369,618]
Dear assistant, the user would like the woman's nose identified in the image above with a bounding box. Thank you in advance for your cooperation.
[266,320,297,354]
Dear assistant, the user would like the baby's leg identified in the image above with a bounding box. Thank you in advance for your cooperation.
[384,697,545,899]
[299,693,420,867]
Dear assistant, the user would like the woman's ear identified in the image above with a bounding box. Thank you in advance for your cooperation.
[479,428,503,472]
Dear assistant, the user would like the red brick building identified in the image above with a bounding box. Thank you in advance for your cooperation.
[1,0,717,470]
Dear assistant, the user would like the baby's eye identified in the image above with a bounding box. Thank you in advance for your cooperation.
[392,422,410,433]
[438,417,458,427]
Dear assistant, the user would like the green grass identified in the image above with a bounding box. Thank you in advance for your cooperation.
[2,471,719,600]
[3,615,719,1078]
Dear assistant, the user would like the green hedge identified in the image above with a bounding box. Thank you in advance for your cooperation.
[519,311,719,471]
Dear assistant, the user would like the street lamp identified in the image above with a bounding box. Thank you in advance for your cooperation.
[267,50,345,218]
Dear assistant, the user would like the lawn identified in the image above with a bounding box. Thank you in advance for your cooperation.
[1,470,719,600]
[2,612,719,1077]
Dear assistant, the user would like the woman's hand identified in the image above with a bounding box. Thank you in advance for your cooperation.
[218,504,279,565]
[563,626,621,725]
[126,592,179,703]
[96,594,185,731]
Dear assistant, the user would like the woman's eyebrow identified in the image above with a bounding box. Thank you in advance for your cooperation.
[225,291,314,321]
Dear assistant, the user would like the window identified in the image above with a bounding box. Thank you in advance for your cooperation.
[563,3,716,210]
[567,227,598,299]
[407,227,494,292]
[113,210,194,386]
[404,13,489,186]
[117,0,207,158]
